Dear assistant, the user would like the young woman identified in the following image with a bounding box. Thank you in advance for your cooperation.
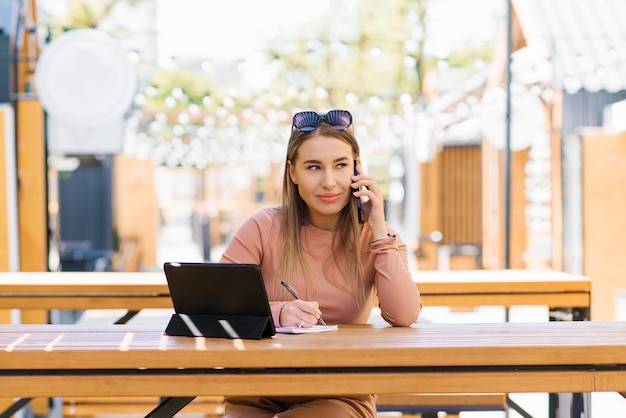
[219,109,422,418]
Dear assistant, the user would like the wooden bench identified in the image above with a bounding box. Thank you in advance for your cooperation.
[414,268,590,320]
[62,394,507,418]
[0,268,591,322]
[63,396,224,417]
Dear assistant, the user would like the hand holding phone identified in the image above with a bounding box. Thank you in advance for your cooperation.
[353,160,364,224]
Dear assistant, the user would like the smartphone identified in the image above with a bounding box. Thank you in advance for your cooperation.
[353,160,364,223]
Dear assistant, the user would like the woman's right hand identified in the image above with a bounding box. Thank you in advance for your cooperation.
[280,300,323,328]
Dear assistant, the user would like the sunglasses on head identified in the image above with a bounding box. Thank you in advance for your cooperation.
[292,110,353,132]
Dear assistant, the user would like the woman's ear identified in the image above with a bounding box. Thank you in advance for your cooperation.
[287,160,297,184]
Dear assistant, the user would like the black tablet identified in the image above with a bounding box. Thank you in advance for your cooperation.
[163,262,275,339]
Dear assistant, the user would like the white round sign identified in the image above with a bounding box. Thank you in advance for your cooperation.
[35,29,135,128]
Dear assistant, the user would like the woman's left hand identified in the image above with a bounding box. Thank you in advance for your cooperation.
[352,162,388,238]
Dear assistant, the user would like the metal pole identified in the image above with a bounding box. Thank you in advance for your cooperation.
[504,0,513,269]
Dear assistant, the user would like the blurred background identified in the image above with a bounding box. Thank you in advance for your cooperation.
[2,1,626,416]
[2,0,626,321]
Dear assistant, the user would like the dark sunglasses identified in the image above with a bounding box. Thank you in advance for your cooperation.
[292,110,353,132]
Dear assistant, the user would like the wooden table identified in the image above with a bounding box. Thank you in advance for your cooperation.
[0,269,592,417]
[0,322,624,418]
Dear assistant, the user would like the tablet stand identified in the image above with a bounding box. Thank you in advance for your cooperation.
[164,313,274,339]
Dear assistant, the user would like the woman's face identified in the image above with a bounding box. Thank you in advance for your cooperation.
[288,134,354,231]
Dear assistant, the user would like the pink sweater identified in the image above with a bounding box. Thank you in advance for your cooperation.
[219,207,421,327]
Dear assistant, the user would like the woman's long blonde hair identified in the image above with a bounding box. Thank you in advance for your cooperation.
[279,122,364,304]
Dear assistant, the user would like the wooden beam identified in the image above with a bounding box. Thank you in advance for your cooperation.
[16,99,47,272]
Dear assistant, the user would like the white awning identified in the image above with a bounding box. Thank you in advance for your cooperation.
[513,0,626,93]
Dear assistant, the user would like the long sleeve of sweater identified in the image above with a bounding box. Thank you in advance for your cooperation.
[368,234,422,326]
[220,208,421,327]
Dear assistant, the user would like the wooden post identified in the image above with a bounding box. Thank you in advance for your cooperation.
[15,99,49,412]
[0,105,19,274]
[0,105,17,325]
[112,155,158,270]
[16,99,47,274]
[581,130,626,320]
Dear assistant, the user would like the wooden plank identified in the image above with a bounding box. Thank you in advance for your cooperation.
[19,309,47,324]
[64,403,222,417]
[0,268,590,297]
[419,151,442,271]
[2,370,626,398]
[509,148,530,269]
[63,394,503,417]
[413,269,590,292]
[421,292,589,308]
[0,60,17,418]
[0,293,589,310]
[0,272,173,312]
[112,155,158,269]
[0,322,624,370]
[64,396,224,404]
[63,396,224,417]
[0,106,12,271]
[440,146,481,247]
[481,140,502,269]
[0,310,9,323]
[0,271,167,293]
[581,131,626,320]
[16,99,47,272]
[64,396,501,418]
[376,393,507,408]
[0,269,592,317]
[0,296,172,310]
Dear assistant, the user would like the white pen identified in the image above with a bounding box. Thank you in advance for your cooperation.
[280,281,327,325]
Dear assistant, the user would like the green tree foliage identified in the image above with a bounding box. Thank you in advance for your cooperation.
[140,69,215,114]
[43,0,144,39]
[263,0,429,114]
[37,0,500,168]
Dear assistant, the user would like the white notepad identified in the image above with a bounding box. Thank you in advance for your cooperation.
[276,324,338,334]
